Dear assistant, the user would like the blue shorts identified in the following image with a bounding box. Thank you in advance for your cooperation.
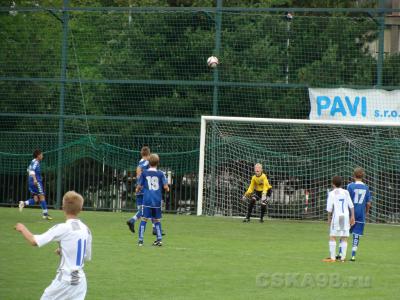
[143,206,162,219]
[29,182,45,196]
[350,222,365,235]
[136,194,143,206]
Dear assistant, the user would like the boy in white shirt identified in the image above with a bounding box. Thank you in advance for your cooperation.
[323,176,355,262]
[15,191,92,300]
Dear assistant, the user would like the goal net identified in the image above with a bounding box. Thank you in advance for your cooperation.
[197,116,400,224]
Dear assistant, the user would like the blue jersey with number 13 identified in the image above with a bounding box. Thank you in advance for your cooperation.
[138,168,167,207]
[347,182,371,223]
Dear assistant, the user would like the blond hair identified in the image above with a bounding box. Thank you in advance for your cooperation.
[353,167,365,180]
[62,191,84,215]
[149,153,160,167]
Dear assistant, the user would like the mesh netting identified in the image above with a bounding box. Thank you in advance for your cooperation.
[1,6,400,211]
[201,118,400,223]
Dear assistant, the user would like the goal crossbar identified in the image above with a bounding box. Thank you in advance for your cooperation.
[200,116,400,127]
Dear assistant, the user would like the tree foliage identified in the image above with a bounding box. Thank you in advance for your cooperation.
[1,0,399,150]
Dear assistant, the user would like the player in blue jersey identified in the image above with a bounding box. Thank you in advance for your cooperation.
[346,167,372,262]
[19,149,53,220]
[136,153,169,246]
[126,146,150,233]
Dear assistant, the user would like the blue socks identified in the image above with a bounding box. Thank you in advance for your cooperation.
[154,222,162,241]
[352,234,360,257]
[138,220,162,243]
[40,200,48,215]
[138,220,147,242]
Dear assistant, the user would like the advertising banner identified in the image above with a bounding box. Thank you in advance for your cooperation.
[309,88,400,122]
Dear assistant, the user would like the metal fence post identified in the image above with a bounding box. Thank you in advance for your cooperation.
[209,0,223,215]
[376,0,385,88]
[56,0,69,208]
[212,0,222,115]
[371,0,386,222]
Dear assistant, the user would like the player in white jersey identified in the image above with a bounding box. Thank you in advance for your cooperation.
[15,191,92,300]
[323,176,355,262]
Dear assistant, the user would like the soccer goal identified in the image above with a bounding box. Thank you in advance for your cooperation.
[197,116,400,223]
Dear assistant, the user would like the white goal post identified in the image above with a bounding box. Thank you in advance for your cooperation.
[197,115,400,223]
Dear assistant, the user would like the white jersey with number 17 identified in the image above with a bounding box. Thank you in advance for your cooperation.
[326,188,354,230]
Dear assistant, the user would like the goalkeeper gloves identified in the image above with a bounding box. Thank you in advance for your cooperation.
[242,195,248,201]
[261,193,270,205]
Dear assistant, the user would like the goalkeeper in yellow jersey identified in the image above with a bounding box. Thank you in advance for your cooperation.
[242,163,272,223]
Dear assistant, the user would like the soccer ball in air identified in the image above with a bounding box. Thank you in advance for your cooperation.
[207,56,219,68]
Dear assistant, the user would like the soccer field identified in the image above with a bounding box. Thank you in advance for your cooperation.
[1,207,399,300]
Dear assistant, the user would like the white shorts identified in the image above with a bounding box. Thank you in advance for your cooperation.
[330,229,350,237]
[41,276,87,300]
[330,215,350,237]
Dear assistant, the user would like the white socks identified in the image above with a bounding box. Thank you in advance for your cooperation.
[341,241,348,260]
[329,240,336,260]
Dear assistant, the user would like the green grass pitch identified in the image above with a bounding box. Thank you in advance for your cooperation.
[1,207,399,300]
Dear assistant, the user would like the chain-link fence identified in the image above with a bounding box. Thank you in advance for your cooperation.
[1,2,400,213]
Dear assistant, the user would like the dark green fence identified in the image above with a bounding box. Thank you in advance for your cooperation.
[1,1,400,213]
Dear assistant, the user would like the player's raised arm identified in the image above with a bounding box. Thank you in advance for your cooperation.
[15,223,37,246]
